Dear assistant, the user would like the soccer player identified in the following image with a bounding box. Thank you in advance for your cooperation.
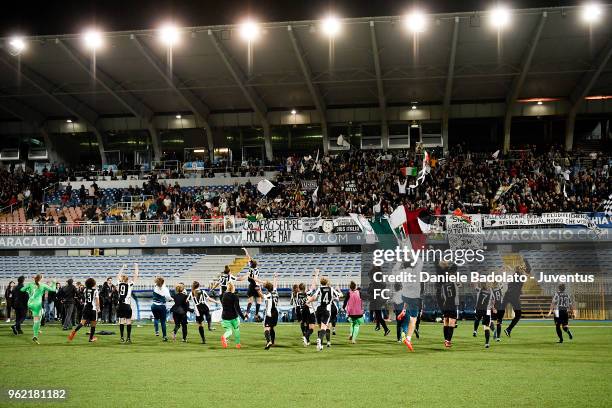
[547,284,575,343]
[491,279,505,341]
[116,263,139,343]
[343,281,364,344]
[501,262,529,338]
[170,283,189,342]
[68,278,99,343]
[188,281,220,344]
[329,286,342,337]
[435,261,459,348]
[290,284,301,323]
[211,265,246,297]
[472,283,495,348]
[19,274,56,344]
[297,282,315,346]
[396,259,422,352]
[242,247,263,322]
[308,273,342,351]
[260,273,279,350]
[220,281,247,349]
[152,276,172,341]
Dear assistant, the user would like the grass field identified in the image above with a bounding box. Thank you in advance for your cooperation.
[0,320,611,408]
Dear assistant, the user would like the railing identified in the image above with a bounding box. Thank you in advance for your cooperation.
[0,219,227,236]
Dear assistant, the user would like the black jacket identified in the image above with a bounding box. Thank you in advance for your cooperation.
[170,292,189,315]
[221,292,244,321]
[12,283,28,309]
[62,284,77,304]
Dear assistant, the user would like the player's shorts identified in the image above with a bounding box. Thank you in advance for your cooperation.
[247,284,260,298]
[293,307,302,322]
[554,309,569,325]
[442,308,458,320]
[475,310,491,326]
[117,303,133,319]
[264,310,278,328]
[195,304,210,323]
[301,307,315,324]
[330,303,338,324]
[82,308,97,323]
[502,297,521,310]
[402,296,420,318]
[315,306,331,325]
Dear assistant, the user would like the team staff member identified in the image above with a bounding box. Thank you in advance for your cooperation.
[170,283,190,342]
[152,276,172,342]
[10,276,28,335]
[220,282,247,349]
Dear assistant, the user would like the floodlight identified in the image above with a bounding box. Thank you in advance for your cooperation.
[322,15,341,37]
[582,3,603,23]
[83,30,103,49]
[239,20,260,41]
[291,109,297,115]
[8,36,26,54]
[175,114,182,119]
[405,11,427,33]
[490,6,511,29]
[537,101,543,105]
[160,24,180,46]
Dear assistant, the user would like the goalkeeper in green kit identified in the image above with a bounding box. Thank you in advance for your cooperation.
[20,274,56,344]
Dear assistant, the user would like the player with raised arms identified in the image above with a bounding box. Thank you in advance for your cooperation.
[188,281,220,344]
[20,274,56,344]
[242,247,263,321]
[116,263,139,343]
[68,278,99,343]
[260,273,279,350]
[548,284,575,343]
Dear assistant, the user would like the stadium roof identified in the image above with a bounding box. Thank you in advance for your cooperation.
[0,5,611,124]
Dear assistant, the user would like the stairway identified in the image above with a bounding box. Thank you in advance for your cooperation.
[178,255,237,286]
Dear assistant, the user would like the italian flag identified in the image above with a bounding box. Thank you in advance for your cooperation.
[400,167,418,177]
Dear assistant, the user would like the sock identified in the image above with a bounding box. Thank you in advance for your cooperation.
[508,310,521,331]
[207,320,212,330]
[127,324,132,339]
[120,324,125,338]
[300,322,306,336]
[325,329,330,343]
[473,319,479,332]
[255,303,261,316]
[246,303,252,314]
[198,326,205,342]
[265,330,271,343]
[234,327,241,344]
[33,318,41,338]
[74,323,83,332]
[89,326,96,340]
[496,324,501,338]
[182,323,187,340]
[443,325,449,341]
[485,329,490,344]
[563,327,572,338]
[556,324,563,340]
[306,328,312,342]
[448,326,454,341]
[318,329,325,343]
[270,328,275,344]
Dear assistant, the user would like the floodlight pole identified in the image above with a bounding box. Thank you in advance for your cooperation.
[369,21,389,151]
[131,35,214,161]
[208,29,273,162]
[442,17,460,155]
[502,11,547,154]
[287,25,330,154]
[564,37,612,151]
[57,39,162,162]
[0,52,108,165]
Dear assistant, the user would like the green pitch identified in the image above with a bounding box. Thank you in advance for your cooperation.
[1,321,611,408]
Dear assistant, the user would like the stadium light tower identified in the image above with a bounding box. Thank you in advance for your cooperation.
[582,3,603,23]
[322,15,341,37]
[83,29,103,50]
[489,5,511,29]
[405,10,427,33]
[239,20,260,41]
[8,36,26,54]
[159,24,180,46]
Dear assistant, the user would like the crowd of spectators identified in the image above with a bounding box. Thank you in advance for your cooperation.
[1,144,610,224]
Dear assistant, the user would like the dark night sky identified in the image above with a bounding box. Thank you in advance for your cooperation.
[0,0,594,36]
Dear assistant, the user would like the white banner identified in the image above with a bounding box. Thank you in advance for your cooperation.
[446,213,484,250]
[241,219,303,244]
[483,213,597,228]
